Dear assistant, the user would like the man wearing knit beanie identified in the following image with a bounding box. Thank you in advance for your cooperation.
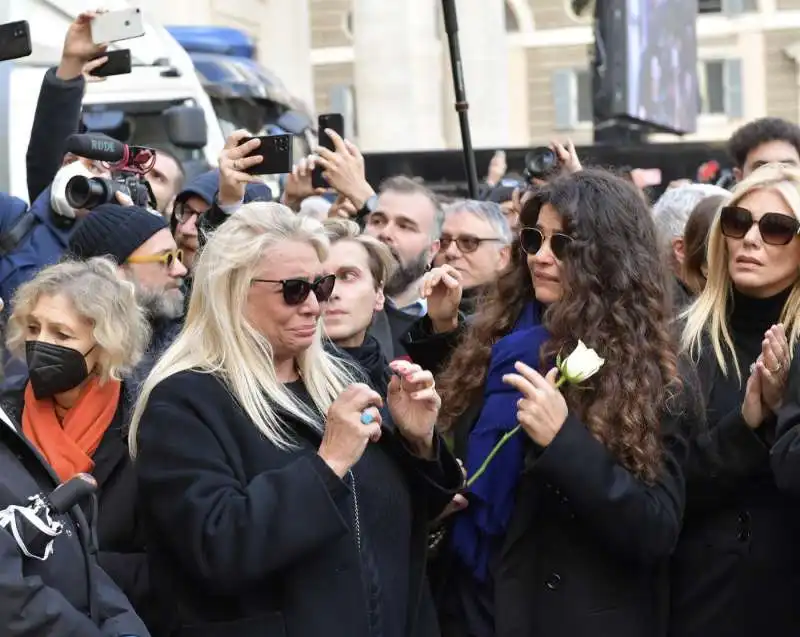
[69,203,187,317]
[68,203,187,394]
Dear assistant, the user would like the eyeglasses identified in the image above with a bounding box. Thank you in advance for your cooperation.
[251,273,336,306]
[127,249,184,268]
[172,201,206,224]
[439,234,503,254]
[519,227,573,260]
[719,205,800,246]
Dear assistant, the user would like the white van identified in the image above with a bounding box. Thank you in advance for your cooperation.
[0,0,225,201]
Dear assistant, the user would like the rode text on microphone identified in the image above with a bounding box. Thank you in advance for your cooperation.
[64,133,158,209]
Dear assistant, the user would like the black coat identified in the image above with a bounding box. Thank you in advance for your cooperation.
[669,340,800,636]
[493,395,695,637]
[134,369,462,637]
[4,386,153,628]
[771,349,800,492]
[369,305,418,361]
[437,370,698,637]
[0,406,148,636]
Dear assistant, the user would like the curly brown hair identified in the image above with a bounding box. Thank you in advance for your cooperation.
[438,169,681,482]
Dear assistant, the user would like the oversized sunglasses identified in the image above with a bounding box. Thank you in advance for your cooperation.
[127,249,184,268]
[719,205,800,246]
[252,273,336,306]
[439,234,503,254]
[519,227,573,260]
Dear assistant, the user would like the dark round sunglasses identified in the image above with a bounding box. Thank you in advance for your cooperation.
[252,273,336,306]
[720,205,800,246]
[519,227,573,260]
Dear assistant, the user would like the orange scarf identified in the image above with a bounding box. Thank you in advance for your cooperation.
[22,377,121,482]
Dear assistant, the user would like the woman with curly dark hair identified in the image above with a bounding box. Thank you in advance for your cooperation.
[429,169,701,637]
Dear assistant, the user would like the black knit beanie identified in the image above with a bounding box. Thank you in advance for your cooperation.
[68,204,168,263]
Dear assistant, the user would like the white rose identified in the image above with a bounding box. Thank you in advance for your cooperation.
[560,340,604,383]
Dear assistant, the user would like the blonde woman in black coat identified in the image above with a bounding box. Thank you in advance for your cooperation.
[674,164,800,636]
[129,203,461,637]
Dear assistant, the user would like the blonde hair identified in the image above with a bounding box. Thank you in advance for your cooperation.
[7,257,150,382]
[682,163,800,379]
[129,202,357,456]
[322,218,397,287]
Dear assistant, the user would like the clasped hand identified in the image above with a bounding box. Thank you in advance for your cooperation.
[743,323,790,429]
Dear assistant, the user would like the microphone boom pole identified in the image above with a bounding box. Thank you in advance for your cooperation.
[441,0,480,199]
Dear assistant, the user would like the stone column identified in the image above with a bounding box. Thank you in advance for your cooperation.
[443,0,511,150]
[353,0,445,151]
[258,0,315,109]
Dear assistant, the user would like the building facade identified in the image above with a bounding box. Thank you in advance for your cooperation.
[310,0,800,150]
[144,0,800,152]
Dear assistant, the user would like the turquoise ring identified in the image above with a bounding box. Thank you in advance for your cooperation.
[360,411,375,425]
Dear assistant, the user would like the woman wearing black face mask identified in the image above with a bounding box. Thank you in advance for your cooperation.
[2,257,156,628]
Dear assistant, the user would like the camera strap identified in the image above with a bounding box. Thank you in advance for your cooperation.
[0,500,63,561]
[0,210,39,257]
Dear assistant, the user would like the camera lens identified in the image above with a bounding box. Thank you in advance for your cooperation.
[65,176,115,209]
[524,147,560,182]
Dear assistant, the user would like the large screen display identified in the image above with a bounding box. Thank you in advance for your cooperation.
[625,0,698,134]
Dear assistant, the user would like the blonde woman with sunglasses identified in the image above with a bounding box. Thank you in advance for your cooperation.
[128,202,461,637]
[672,164,800,637]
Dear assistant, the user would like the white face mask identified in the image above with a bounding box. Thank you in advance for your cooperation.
[50,161,95,219]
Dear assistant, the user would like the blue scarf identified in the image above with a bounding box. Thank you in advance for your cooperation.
[451,303,548,582]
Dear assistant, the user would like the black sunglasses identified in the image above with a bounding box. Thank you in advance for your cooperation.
[720,205,800,246]
[172,200,205,224]
[252,273,336,306]
[440,234,503,254]
[519,227,573,260]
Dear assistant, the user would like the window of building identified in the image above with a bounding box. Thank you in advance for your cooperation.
[551,68,593,130]
[329,84,358,139]
[343,11,353,40]
[505,1,521,32]
[698,0,758,14]
[698,59,743,117]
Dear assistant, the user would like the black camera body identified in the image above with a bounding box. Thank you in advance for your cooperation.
[523,147,561,183]
[62,134,158,210]
[66,172,153,210]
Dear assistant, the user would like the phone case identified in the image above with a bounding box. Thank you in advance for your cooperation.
[91,9,145,44]
[90,49,132,77]
[243,135,294,176]
[0,21,32,63]
[313,114,345,188]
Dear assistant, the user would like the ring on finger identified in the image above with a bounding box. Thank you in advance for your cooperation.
[771,362,783,374]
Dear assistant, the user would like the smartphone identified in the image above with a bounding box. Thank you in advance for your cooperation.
[240,134,294,176]
[312,113,345,189]
[0,21,32,63]
[89,49,132,78]
[91,8,145,44]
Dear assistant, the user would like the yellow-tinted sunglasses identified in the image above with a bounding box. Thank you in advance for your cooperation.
[127,249,184,268]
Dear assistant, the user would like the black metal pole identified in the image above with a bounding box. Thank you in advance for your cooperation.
[441,0,480,199]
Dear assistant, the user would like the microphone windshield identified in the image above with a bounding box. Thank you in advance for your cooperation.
[64,133,126,163]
